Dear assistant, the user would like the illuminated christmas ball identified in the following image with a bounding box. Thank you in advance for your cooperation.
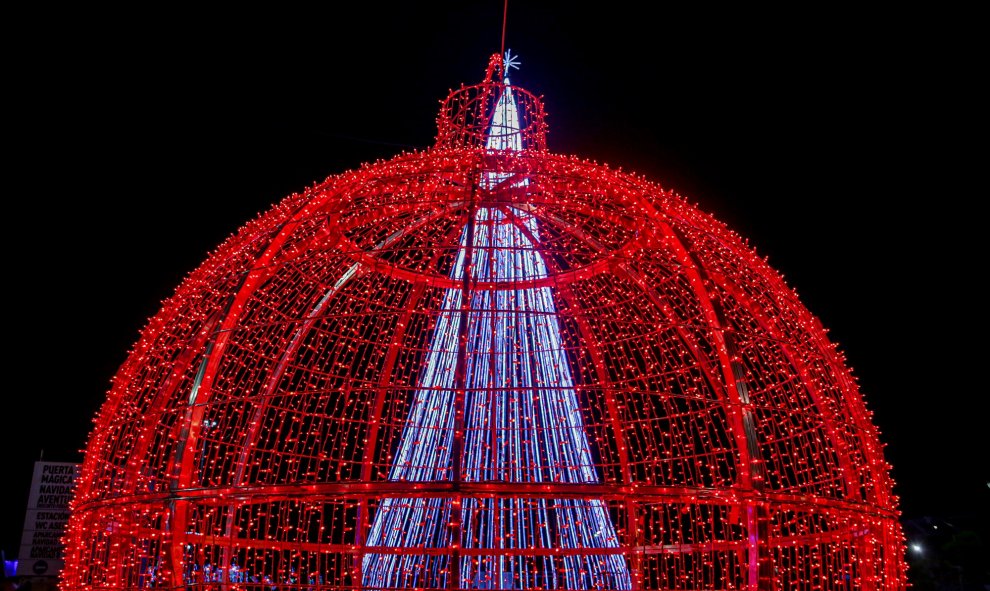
[66,54,905,590]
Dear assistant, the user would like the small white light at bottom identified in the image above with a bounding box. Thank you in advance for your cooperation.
[910,543,923,554]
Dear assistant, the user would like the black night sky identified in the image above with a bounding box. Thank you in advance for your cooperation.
[5,4,985,568]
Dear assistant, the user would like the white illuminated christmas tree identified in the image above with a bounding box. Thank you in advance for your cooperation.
[363,54,631,590]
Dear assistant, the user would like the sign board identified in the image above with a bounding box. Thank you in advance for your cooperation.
[16,461,80,577]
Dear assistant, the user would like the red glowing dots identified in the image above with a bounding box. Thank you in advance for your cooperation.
[63,55,904,590]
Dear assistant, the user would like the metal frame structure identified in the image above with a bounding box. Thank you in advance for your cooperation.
[65,54,906,590]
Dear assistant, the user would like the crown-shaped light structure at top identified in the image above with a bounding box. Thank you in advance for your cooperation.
[436,52,547,153]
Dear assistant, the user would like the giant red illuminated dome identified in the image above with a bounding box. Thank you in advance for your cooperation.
[65,54,905,590]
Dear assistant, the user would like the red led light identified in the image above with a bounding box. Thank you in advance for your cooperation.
[63,54,905,590]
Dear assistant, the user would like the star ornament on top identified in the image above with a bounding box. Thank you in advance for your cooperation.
[503,49,521,77]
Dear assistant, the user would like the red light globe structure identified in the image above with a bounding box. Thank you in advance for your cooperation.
[65,54,905,590]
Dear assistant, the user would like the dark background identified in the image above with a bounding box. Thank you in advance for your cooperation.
[5,3,984,577]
